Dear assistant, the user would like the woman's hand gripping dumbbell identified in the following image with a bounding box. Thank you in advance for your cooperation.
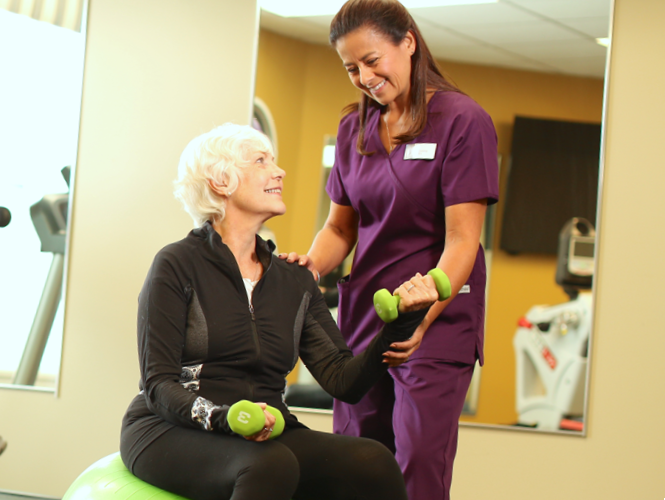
[373,268,452,323]
[227,400,286,442]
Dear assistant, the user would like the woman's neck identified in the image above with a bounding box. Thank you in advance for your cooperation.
[384,88,436,120]
[212,217,263,280]
[385,97,410,123]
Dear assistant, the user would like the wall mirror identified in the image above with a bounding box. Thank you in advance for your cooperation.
[255,0,612,434]
[0,2,87,392]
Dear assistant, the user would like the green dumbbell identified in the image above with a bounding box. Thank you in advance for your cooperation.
[264,405,285,438]
[227,400,285,439]
[373,268,452,323]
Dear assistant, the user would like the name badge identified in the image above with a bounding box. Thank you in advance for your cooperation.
[459,284,471,294]
[404,143,437,160]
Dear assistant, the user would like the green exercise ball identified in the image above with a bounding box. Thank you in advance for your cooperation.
[63,453,187,500]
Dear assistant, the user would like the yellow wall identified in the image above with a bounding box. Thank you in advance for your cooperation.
[255,29,360,253]
[0,0,259,495]
[255,29,605,423]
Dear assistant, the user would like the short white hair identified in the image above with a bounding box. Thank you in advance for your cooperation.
[174,123,274,226]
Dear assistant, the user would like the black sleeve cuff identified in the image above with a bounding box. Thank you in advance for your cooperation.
[381,308,429,343]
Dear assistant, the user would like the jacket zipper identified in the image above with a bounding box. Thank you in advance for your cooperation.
[247,253,273,371]
[247,290,257,402]
[248,299,261,370]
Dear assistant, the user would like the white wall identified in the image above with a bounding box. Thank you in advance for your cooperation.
[0,0,258,495]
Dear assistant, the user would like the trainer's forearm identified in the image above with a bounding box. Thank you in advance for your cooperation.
[308,225,356,276]
[416,200,487,331]
[420,237,480,331]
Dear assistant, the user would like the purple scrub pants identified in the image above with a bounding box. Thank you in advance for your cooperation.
[333,358,475,500]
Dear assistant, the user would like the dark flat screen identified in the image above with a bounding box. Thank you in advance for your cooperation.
[500,116,601,255]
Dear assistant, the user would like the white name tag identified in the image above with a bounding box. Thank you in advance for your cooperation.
[459,284,471,294]
[404,143,437,160]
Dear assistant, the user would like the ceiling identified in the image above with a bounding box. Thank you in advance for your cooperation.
[259,0,612,78]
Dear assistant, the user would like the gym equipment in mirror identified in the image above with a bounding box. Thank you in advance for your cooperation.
[0,4,87,391]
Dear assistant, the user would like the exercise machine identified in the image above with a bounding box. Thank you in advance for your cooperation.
[513,217,594,431]
[13,167,70,386]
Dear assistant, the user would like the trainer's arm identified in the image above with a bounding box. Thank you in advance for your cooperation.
[282,202,358,277]
[309,202,358,276]
[384,199,487,365]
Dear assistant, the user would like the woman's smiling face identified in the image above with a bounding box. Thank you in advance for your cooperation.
[335,25,415,107]
[227,150,286,221]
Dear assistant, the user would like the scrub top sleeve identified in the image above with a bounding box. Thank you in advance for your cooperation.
[326,164,352,206]
[440,105,500,208]
[325,137,352,206]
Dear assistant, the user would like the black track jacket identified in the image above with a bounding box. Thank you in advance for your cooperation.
[121,222,426,468]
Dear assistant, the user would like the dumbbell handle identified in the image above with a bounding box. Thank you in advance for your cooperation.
[227,400,285,439]
[373,268,452,323]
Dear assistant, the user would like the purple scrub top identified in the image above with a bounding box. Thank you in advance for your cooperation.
[326,91,499,365]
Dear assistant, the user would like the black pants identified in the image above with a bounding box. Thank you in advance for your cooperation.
[128,426,408,500]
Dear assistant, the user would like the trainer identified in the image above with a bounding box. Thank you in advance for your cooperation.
[280,1,500,498]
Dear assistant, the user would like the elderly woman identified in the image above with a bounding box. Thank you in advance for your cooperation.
[119,123,439,500]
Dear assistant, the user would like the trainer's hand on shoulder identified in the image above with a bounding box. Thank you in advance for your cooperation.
[394,273,438,313]
[278,252,320,281]
[243,403,276,443]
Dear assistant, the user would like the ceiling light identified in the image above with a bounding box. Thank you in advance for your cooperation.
[596,37,610,47]
[259,0,498,18]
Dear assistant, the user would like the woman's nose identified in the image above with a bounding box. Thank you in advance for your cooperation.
[273,164,286,178]
[359,67,373,88]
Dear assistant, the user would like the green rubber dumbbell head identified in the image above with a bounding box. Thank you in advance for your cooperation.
[427,268,452,301]
[373,268,452,323]
[373,288,400,323]
[265,405,285,439]
[227,400,265,436]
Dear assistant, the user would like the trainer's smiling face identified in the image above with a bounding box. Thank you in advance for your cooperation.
[335,25,416,108]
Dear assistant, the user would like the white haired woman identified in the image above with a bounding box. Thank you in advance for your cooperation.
[119,123,439,500]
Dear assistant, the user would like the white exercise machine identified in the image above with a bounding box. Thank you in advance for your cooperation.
[513,217,595,431]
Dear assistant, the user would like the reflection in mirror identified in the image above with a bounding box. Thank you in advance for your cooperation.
[0,4,87,391]
[253,97,279,161]
[491,117,600,431]
[252,97,283,250]
[285,135,341,411]
[255,0,611,434]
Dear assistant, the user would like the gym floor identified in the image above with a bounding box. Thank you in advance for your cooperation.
[0,492,58,500]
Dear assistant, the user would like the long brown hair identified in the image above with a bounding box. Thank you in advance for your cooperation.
[330,0,462,155]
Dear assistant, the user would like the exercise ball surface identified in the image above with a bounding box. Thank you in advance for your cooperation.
[63,452,188,500]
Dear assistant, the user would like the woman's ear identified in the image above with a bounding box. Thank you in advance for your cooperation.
[208,177,229,197]
[404,30,416,56]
